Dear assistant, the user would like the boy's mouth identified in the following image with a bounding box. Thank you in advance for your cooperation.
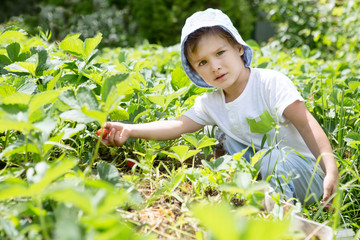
[215,73,226,81]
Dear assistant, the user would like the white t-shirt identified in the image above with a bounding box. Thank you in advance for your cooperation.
[184,67,314,160]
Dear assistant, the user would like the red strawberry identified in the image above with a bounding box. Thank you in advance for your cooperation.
[127,160,135,168]
[96,128,109,139]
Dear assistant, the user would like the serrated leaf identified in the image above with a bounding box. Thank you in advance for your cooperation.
[59,33,84,58]
[133,109,151,123]
[6,42,20,62]
[5,61,37,76]
[171,67,190,91]
[30,158,78,195]
[101,73,129,103]
[61,124,86,140]
[60,109,96,123]
[182,133,199,148]
[58,89,80,109]
[192,202,239,240]
[197,136,217,149]
[84,33,102,61]
[0,30,27,44]
[47,70,62,90]
[109,108,129,121]
[81,106,107,125]
[134,59,152,72]
[47,187,92,215]
[0,84,16,97]
[29,90,61,117]
[97,161,121,184]
[77,86,99,111]
[0,180,30,200]
[165,145,200,163]
[0,54,11,65]
[148,95,165,107]
[2,92,31,105]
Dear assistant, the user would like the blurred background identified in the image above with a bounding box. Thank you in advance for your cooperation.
[0,0,357,54]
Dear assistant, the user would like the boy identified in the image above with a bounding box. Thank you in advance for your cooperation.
[102,8,338,205]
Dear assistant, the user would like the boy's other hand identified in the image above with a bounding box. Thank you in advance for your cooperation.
[322,172,338,210]
[101,122,131,147]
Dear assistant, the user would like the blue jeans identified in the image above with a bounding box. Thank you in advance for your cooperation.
[215,131,324,205]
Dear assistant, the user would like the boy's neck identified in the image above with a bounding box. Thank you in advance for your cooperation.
[223,67,251,103]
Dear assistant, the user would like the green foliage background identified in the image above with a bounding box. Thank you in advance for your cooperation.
[1,0,259,47]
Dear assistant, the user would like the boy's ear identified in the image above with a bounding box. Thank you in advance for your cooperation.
[238,44,245,56]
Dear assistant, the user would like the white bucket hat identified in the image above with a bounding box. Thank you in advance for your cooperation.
[180,8,253,88]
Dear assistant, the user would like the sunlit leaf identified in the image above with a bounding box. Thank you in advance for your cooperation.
[30,158,78,194]
[171,67,190,91]
[77,86,99,111]
[59,33,84,58]
[109,108,129,121]
[29,90,61,117]
[148,95,165,107]
[84,32,102,61]
[60,109,96,123]
[192,202,240,240]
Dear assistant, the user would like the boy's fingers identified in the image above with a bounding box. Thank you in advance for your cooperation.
[113,131,124,146]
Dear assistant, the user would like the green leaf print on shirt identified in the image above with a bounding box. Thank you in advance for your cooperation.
[246,110,276,134]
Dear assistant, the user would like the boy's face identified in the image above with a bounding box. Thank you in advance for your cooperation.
[187,34,247,90]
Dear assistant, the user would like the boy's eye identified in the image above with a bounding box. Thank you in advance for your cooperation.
[217,50,225,56]
[199,60,207,66]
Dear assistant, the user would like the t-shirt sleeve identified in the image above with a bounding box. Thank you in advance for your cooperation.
[268,71,304,123]
[183,95,214,126]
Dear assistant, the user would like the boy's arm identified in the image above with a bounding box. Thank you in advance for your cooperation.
[102,115,204,146]
[283,100,338,205]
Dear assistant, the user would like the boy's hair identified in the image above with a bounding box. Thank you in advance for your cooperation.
[184,26,240,63]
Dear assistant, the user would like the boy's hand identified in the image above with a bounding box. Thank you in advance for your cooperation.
[101,122,131,147]
[322,171,338,210]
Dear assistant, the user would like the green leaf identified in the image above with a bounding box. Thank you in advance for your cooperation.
[59,33,85,58]
[101,73,129,104]
[192,202,240,240]
[47,187,93,215]
[182,133,199,148]
[0,29,27,44]
[109,108,129,121]
[348,81,360,92]
[60,109,97,123]
[77,86,99,111]
[171,67,190,91]
[148,95,165,107]
[163,145,200,163]
[0,178,30,200]
[129,72,145,90]
[5,61,37,76]
[134,59,152,72]
[133,109,151,123]
[53,205,82,240]
[47,69,62,90]
[0,54,11,65]
[30,158,78,194]
[81,107,107,125]
[29,90,61,117]
[6,42,20,62]
[84,32,102,61]
[61,123,86,140]
[1,92,31,105]
[0,84,16,97]
[97,161,121,184]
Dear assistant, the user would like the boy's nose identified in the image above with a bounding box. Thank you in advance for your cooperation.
[211,60,221,72]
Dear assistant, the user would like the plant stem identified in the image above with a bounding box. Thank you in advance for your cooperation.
[37,197,50,240]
